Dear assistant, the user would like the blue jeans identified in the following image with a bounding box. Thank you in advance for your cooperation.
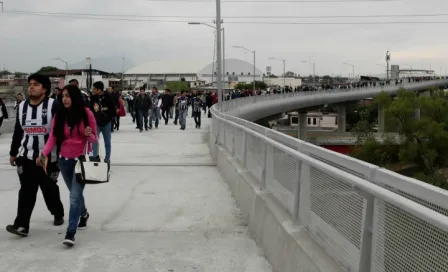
[179,109,188,129]
[149,108,160,128]
[58,158,86,235]
[92,122,111,163]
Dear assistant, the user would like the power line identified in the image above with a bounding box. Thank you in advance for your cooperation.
[146,0,400,2]
[6,9,448,19]
[3,11,448,25]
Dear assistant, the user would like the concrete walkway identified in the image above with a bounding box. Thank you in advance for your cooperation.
[0,114,272,271]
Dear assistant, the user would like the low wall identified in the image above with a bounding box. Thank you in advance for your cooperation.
[212,142,343,272]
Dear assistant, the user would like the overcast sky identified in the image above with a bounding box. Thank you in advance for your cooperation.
[1,0,447,77]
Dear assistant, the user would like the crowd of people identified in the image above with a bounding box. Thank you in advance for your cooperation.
[123,88,216,131]
[2,74,223,248]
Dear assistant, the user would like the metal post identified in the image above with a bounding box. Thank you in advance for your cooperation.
[283,59,286,89]
[222,28,225,89]
[215,0,223,115]
[65,61,68,81]
[242,132,248,168]
[293,160,303,224]
[211,32,216,88]
[260,142,268,189]
[358,194,375,272]
[231,125,235,156]
[313,63,316,84]
[253,51,256,94]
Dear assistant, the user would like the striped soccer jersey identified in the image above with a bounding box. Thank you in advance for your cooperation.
[13,98,58,162]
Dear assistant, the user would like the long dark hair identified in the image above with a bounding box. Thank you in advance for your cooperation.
[53,85,89,142]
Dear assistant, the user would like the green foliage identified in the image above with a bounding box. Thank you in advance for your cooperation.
[353,88,448,188]
[235,81,267,90]
[36,66,58,73]
[166,81,189,92]
[0,70,12,76]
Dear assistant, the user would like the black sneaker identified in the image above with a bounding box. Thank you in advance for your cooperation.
[78,212,89,230]
[54,216,64,226]
[63,233,75,247]
[6,225,28,237]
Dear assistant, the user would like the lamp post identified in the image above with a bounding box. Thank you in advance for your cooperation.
[188,21,225,109]
[403,64,413,78]
[343,62,355,80]
[234,46,256,94]
[269,57,286,88]
[53,57,68,81]
[302,60,316,84]
[86,57,92,91]
[386,51,391,81]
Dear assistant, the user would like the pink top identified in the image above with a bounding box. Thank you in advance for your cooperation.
[43,108,98,159]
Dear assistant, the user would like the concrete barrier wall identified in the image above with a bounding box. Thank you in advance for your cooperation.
[214,143,344,272]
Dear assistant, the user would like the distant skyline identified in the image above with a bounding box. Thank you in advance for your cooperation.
[1,0,448,77]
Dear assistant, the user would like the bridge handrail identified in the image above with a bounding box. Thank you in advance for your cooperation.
[210,81,448,271]
[217,81,448,217]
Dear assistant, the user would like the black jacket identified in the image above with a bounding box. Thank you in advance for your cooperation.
[161,93,174,109]
[90,91,116,127]
[0,101,8,119]
[134,93,151,111]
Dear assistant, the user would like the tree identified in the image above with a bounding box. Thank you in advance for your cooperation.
[351,89,448,188]
[0,70,12,76]
[166,81,189,92]
[36,66,58,73]
[235,81,267,90]
[285,71,296,78]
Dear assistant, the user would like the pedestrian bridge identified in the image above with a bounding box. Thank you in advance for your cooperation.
[210,79,448,272]
[0,80,447,271]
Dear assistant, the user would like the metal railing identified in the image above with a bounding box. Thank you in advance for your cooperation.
[209,82,448,272]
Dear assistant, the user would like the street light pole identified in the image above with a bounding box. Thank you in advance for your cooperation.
[253,51,256,93]
[53,58,68,82]
[269,57,286,88]
[343,62,355,80]
[234,46,256,95]
[302,60,316,84]
[215,0,223,111]
[188,21,225,110]
[222,28,225,88]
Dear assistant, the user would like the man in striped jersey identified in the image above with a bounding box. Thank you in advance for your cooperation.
[6,74,65,237]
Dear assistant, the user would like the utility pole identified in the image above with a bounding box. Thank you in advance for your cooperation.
[234,46,256,95]
[386,51,391,81]
[253,51,256,93]
[215,0,223,111]
[222,28,225,88]
[270,57,286,88]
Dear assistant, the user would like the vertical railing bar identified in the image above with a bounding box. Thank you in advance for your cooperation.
[260,141,268,189]
[242,131,247,168]
[292,159,303,224]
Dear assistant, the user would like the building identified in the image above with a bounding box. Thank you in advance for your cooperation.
[271,111,338,131]
[264,77,302,88]
[123,60,206,90]
[198,59,263,88]
[123,59,264,90]
[40,69,120,90]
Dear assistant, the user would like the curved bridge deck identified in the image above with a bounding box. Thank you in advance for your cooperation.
[0,116,272,271]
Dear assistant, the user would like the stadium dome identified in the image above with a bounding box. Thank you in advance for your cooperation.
[198,58,263,76]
